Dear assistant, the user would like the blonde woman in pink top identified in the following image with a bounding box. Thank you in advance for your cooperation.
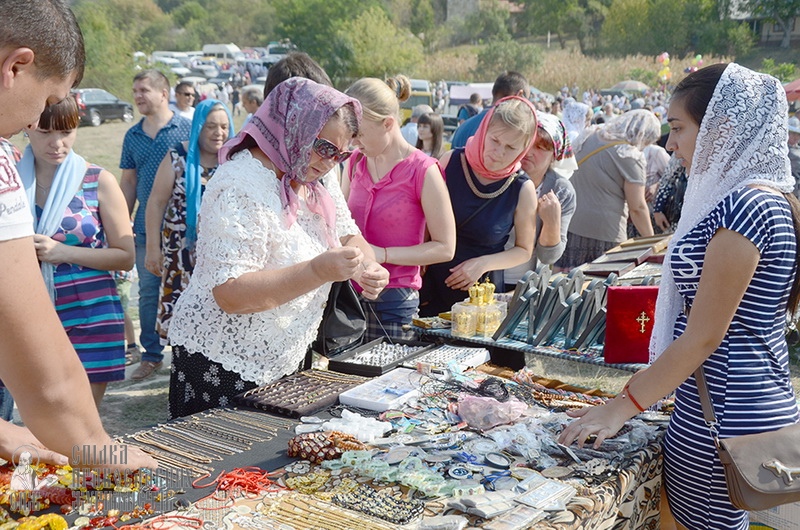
[344,75,456,340]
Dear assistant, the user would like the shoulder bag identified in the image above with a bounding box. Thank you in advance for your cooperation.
[695,366,800,511]
[311,154,367,358]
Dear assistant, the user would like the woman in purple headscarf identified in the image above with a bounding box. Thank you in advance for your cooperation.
[166,78,389,418]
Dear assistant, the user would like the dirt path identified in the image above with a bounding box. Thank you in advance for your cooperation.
[100,352,172,436]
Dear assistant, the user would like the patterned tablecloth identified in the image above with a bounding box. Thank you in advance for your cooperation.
[536,442,663,530]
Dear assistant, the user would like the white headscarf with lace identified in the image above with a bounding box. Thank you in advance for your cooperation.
[649,63,795,362]
[562,101,591,144]
[597,109,661,151]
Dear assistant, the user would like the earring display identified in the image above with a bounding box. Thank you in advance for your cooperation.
[327,338,436,377]
[402,344,491,372]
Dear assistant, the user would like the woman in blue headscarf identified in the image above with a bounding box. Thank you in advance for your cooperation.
[144,99,234,344]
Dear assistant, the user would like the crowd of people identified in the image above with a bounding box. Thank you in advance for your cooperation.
[1,2,800,529]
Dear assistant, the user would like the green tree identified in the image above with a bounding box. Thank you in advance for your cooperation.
[575,0,613,53]
[410,0,436,44]
[723,22,756,56]
[601,0,649,54]
[94,0,169,48]
[745,0,800,48]
[475,37,543,80]
[274,0,382,80]
[338,6,424,78]
[171,1,207,27]
[72,2,138,97]
[519,0,580,49]
[154,0,185,13]
[463,0,511,44]
[761,59,798,82]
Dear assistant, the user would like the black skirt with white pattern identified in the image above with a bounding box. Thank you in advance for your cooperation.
[168,345,258,419]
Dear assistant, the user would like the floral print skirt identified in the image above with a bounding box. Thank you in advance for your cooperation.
[168,345,257,419]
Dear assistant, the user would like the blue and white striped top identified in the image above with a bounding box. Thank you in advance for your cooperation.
[663,187,799,529]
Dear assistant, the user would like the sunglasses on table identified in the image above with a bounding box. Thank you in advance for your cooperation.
[313,137,352,164]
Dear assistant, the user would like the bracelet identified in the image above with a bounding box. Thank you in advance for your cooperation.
[622,383,645,412]
[383,247,389,264]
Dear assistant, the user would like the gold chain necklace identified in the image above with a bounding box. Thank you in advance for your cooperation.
[462,154,517,199]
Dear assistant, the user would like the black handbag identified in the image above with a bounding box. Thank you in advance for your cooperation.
[311,280,366,357]
[310,157,367,358]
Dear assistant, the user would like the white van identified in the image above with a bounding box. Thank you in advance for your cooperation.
[202,43,243,62]
[153,51,189,63]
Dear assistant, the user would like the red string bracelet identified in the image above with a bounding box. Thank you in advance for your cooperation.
[623,383,646,412]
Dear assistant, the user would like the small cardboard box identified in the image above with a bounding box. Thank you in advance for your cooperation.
[750,502,800,529]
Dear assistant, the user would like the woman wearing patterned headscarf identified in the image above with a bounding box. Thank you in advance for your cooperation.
[419,96,538,316]
[560,64,800,529]
[504,113,578,288]
[144,99,235,346]
[555,109,659,269]
[166,78,389,418]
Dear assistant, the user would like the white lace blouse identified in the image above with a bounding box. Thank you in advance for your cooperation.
[167,150,360,385]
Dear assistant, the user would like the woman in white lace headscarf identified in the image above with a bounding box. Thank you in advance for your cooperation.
[555,109,659,269]
[560,63,800,530]
[561,101,592,144]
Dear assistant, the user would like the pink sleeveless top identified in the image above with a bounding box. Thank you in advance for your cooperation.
[347,148,439,290]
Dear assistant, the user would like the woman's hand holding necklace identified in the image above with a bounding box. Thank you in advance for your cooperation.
[311,246,364,283]
[353,261,389,300]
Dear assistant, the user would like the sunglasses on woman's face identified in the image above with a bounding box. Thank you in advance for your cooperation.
[313,137,352,164]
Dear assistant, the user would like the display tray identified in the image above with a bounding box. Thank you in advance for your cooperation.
[593,246,652,265]
[401,343,491,372]
[327,337,437,377]
[234,370,367,418]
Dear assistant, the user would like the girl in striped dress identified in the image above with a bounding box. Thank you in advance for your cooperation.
[559,63,800,529]
[19,97,134,408]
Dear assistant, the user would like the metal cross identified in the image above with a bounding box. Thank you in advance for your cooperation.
[636,311,650,334]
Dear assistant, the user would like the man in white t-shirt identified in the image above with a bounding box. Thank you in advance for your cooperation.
[169,81,196,120]
[0,0,154,470]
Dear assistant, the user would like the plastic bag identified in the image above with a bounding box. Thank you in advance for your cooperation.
[457,395,527,430]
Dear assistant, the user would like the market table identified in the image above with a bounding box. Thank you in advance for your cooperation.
[6,365,666,530]
[109,368,665,529]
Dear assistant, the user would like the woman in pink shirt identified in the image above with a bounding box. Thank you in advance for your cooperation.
[344,75,456,340]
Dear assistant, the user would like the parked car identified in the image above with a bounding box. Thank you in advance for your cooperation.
[71,88,133,127]
[189,64,219,79]
[208,73,236,89]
